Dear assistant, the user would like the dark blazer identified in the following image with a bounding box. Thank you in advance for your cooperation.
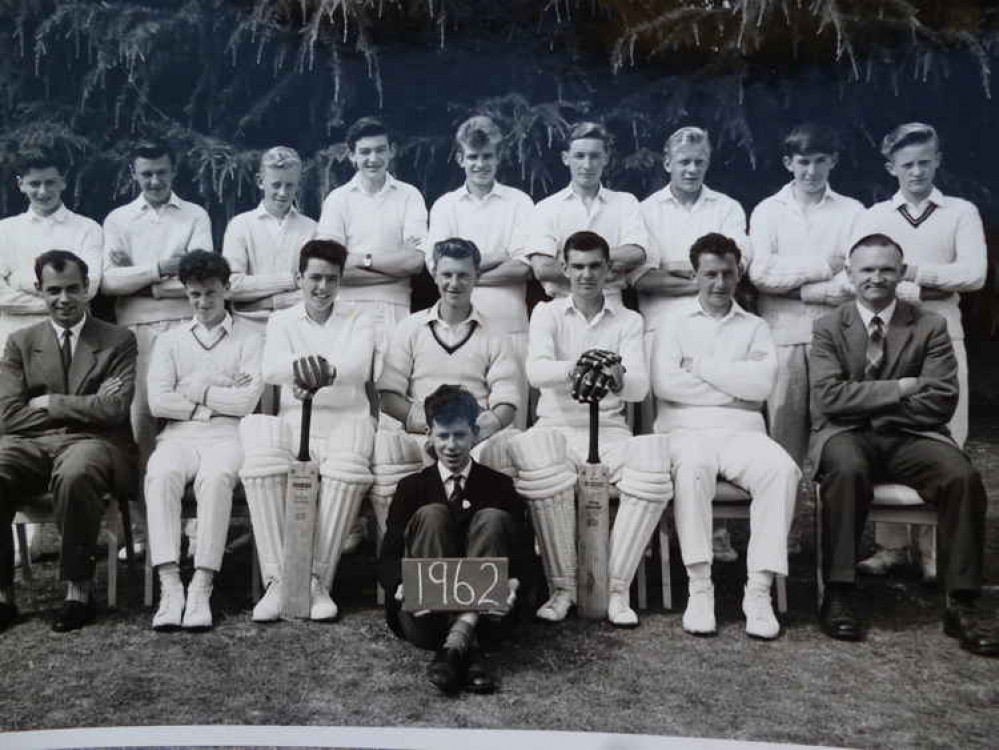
[377,461,532,597]
[808,300,958,475]
[0,316,138,491]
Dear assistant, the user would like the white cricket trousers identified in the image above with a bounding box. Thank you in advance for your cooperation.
[145,434,243,572]
[668,428,799,576]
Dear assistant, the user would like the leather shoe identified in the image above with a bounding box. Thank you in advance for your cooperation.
[944,603,999,657]
[464,649,497,694]
[0,601,19,632]
[52,598,97,633]
[819,587,863,642]
[427,647,465,695]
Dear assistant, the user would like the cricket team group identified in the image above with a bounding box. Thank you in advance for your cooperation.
[0,113,995,696]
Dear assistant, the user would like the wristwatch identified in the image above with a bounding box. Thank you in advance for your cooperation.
[363,253,373,269]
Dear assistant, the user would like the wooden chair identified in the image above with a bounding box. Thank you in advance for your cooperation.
[14,493,136,608]
[814,482,936,605]
[143,483,260,606]
[637,480,788,613]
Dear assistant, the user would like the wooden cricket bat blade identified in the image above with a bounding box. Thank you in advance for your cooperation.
[280,459,319,619]
[576,461,610,619]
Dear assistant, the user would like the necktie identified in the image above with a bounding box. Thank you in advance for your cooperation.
[60,328,73,391]
[448,474,464,505]
[865,315,885,380]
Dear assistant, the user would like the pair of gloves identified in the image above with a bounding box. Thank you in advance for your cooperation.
[567,349,624,403]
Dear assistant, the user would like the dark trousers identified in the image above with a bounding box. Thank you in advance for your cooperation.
[0,434,121,587]
[394,504,517,651]
[818,429,985,593]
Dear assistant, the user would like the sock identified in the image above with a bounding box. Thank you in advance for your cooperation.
[687,563,711,582]
[66,580,91,603]
[158,563,182,591]
[443,614,478,652]
[0,587,14,606]
[747,570,774,592]
[191,568,215,590]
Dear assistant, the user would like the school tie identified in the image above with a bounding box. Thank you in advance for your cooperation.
[865,315,885,380]
[60,328,73,392]
[448,474,464,505]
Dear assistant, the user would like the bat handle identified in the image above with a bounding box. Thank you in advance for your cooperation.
[587,399,600,464]
[297,395,313,462]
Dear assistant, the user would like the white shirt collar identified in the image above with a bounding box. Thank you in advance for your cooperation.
[437,458,474,488]
[564,294,614,325]
[683,295,749,323]
[459,182,508,201]
[427,301,483,327]
[890,187,945,212]
[253,202,299,221]
[188,312,233,337]
[29,204,70,223]
[560,183,608,203]
[137,192,183,212]
[659,183,719,207]
[347,171,397,196]
[774,181,838,206]
[856,300,897,330]
[50,313,87,344]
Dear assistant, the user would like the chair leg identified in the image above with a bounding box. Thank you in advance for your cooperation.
[251,542,261,601]
[106,529,118,609]
[814,483,824,609]
[659,522,671,611]
[776,574,787,614]
[144,554,154,608]
[635,549,648,610]
[15,524,33,583]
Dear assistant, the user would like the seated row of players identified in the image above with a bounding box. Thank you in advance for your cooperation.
[0,222,993,701]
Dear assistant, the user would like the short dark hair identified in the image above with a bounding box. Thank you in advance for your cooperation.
[16,147,67,177]
[179,250,230,285]
[299,239,348,273]
[346,117,391,151]
[562,230,610,262]
[130,138,175,166]
[782,123,840,157]
[34,249,88,285]
[848,233,905,260]
[424,384,480,429]
[563,122,611,152]
[689,233,742,271]
[432,238,482,271]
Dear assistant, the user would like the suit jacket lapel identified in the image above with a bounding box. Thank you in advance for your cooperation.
[882,302,915,378]
[34,325,68,395]
[68,322,100,394]
[840,305,869,380]
[427,466,447,504]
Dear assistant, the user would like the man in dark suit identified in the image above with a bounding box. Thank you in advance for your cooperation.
[0,249,136,633]
[378,384,531,695]
[810,233,996,656]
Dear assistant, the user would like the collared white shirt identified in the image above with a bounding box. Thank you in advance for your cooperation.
[188,312,233,349]
[425,302,483,347]
[316,172,428,306]
[636,184,748,330]
[652,296,777,434]
[0,205,103,313]
[748,182,865,345]
[428,181,534,334]
[855,299,897,333]
[437,459,474,501]
[50,313,88,359]
[852,187,985,340]
[528,295,647,432]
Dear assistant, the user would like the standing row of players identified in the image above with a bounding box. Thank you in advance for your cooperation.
[0,116,990,676]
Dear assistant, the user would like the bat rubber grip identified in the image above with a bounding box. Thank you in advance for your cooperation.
[587,400,600,464]
[297,396,313,462]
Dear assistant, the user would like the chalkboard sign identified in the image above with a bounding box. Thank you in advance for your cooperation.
[401,557,509,613]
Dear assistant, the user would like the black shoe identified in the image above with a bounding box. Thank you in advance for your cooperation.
[944,602,999,657]
[819,587,864,642]
[52,598,97,633]
[427,647,465,695]
[464,649,497,694]
[0,601,18,632]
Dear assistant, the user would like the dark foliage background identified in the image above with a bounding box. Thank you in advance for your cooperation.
[1,1,997,337]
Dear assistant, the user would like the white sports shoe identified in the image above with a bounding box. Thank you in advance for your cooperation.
[607,592,639,628]
[856,546,908,575]
[252,580,283,623]
[742,584,780,640]
[182,584,213,631]
[683,579,717,636]
[152,585,185,631]
[309,576,338,622]
[536,589,575,622]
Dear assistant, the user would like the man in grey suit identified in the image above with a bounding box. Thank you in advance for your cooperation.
[810,233,996,656]
[0,249,137,633]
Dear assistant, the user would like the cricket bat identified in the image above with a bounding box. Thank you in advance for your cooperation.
[576,399,610,619]
[280,395,319,619]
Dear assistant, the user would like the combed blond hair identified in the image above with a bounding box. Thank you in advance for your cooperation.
[880,123,939,158]
[456,115,502,152]
[665,126,711,155]
[259,146,302,172]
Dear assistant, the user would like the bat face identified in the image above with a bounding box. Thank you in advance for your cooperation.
[281,396,319,619]
[576,460,610,619]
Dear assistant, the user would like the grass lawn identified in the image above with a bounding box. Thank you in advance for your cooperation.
[3,428,999,748]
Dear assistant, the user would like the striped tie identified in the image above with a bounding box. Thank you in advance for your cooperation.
[448,474,464,505]
[865,315,885,380]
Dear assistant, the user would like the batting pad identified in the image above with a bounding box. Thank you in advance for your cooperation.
[370,431,423,536]
[240,450,291,585]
